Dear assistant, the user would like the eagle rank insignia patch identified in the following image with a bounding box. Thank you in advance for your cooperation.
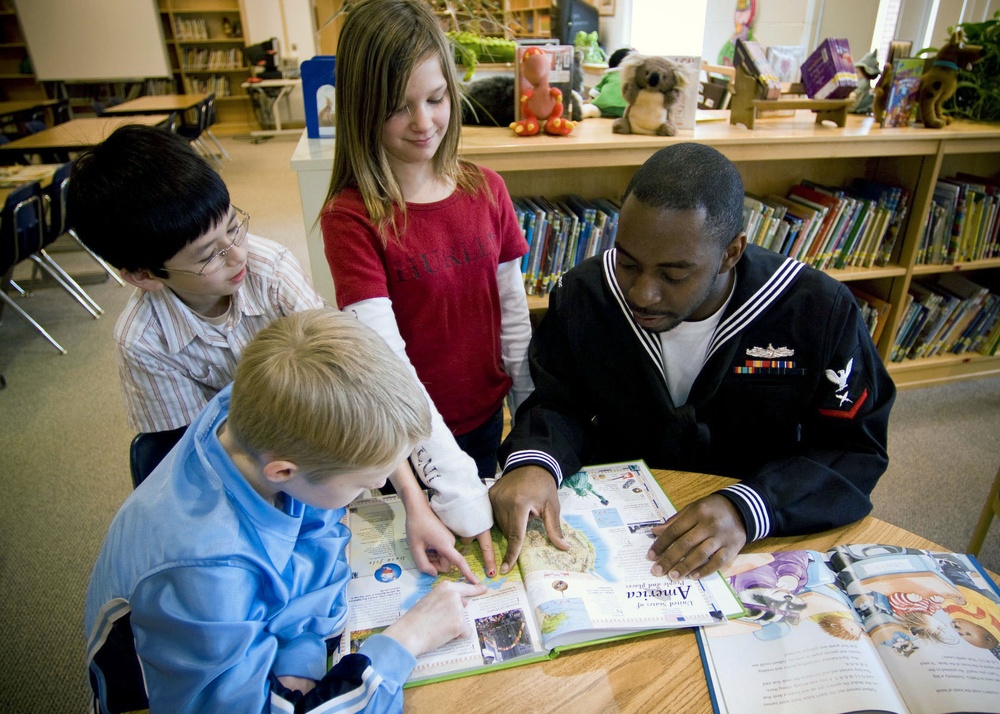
[818,357,868,419]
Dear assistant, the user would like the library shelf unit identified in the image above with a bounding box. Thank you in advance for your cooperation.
[504,0,553,38]
[0,5,43,102]
[158,0,252,135]
[290,112,1000,390]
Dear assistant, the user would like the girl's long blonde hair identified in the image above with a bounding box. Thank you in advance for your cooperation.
[324,0,486,243]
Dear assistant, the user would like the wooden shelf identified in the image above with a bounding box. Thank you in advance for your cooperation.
[457,115,1000,387]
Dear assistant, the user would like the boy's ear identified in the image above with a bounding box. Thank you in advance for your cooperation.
[262,459,301,484]
[121,268,166,292]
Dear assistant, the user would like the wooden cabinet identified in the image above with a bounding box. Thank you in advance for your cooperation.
[0,4,43,101]
[159,0,251,134]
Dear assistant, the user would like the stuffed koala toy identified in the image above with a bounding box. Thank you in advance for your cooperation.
[612,54,687,136]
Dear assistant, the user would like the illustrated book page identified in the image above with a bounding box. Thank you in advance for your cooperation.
[339,461,742,685]
[697,545,1000,714]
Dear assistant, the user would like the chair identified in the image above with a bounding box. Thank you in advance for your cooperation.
[967,464,1000,556]
[43,162,125,286]
[129,427,186,488]
[202,94,231,162]
[176,96,222,168]
[14,178,105,318]
[0,182,67,353]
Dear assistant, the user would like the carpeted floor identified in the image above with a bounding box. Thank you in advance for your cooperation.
[1,133,998,713]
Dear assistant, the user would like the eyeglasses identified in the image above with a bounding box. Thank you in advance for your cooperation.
[165,207,250,277]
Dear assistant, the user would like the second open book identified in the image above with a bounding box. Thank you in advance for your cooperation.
[337,461,744,685]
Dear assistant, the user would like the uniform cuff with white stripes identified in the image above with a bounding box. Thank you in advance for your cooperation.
[718,483,771,542]
[501,450,564,486]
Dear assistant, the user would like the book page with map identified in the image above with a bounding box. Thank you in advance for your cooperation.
[339,461,742,685]
[520,461,741,650]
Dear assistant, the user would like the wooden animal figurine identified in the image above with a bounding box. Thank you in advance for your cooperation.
[919,28,983,129]
[510,47,575,137]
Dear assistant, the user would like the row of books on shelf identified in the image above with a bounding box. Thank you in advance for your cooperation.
[742,178,908,271]
[182,75,232,97]
[918,173,1000,265]
[513,195,621,296]
[174,17,210,41]
[182,48,244,72]
[889,273,1000,362]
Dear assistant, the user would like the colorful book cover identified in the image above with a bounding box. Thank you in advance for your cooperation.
[881,58,925,128]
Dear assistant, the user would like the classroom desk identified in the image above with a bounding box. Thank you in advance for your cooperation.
[242,78,302,138]
[0,98,60,119]
[403,469,957,714]
[101,93,210,116]
[0,164,60,205]
[0,115,170,163]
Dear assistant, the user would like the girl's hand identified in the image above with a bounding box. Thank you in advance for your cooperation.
[405,500,480,583]
[459,529,498,578]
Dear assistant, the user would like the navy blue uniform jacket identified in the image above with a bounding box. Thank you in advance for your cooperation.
[499,245,895,541]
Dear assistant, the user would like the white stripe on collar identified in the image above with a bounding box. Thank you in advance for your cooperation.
[603,249,665,384]
[706,257,804,362]
[602,249,804,379]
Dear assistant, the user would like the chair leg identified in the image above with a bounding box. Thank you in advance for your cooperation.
[68,229,126,286]
[28,253,102,318]
[6,279,26,297]
[204,129,231,161]
[37,249,105,315]
[967,464,1000,556]
[0,291,67,354]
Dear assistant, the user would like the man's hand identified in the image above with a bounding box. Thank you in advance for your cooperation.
[489,465,569,574]
[646,494,747,580]
[382,580,487,657]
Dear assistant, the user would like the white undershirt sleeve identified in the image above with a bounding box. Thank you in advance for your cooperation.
[344,297,493,537]
[497,259,534,418]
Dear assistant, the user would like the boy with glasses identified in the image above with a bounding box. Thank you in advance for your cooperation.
[67,125,326,439]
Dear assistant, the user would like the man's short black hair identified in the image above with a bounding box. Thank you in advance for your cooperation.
[67,125,230,275]
[622,143,744,248]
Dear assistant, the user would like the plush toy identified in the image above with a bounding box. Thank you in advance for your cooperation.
[919,28,983,129]
[510,46,575,137]
[612,54,687,136]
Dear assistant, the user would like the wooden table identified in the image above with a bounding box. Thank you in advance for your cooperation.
[101,93,209,115]
[403,470,961,713]
[0,115,171,163]
[0,98,60,118]
[0,163,60,205]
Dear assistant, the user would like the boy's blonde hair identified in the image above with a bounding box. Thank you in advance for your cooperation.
[229,308,430,479]
[323,0,486,241]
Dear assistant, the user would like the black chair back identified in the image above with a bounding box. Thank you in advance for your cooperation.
[129,427,186,488]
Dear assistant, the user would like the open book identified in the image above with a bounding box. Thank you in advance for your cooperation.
[339,461,743,685]
[697,544,1000,713]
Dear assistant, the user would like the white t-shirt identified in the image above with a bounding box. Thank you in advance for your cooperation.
[659,278,735,405]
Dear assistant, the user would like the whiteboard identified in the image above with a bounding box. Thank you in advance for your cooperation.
[17,0,171,81]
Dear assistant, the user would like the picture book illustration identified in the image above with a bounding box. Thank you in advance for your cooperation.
[340,461,742,685]
[697,544,1000,714]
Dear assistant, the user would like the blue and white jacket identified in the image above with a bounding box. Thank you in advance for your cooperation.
[85,385,414,714]
[500,245,895,541]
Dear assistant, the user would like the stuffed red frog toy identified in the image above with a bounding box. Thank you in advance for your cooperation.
[510,47,575,137]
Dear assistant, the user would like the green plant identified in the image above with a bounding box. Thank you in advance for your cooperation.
[942,12,1000,122]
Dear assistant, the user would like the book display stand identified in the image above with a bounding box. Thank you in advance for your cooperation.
[729,64,852,129]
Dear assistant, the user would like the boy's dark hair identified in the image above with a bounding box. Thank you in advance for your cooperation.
[67,125,230,276]
[608,48,633,69]
[622,143,744,248]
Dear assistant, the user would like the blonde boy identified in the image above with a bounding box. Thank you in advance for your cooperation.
[85,309,485,713]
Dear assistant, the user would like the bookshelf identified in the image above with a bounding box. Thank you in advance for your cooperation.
[292,113,1000,390]
[504,0,552,38]
[158,0,251,134]
[0,4,43,102]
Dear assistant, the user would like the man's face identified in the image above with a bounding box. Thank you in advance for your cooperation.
[614,197,739,333]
